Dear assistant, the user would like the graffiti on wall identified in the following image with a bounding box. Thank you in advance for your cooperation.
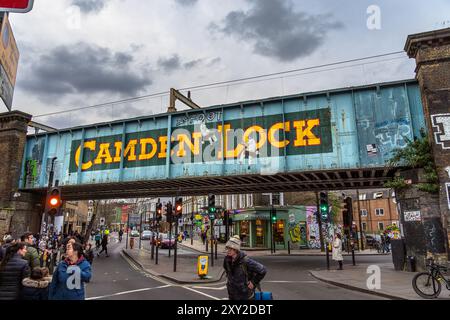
[431,114,450,150]
[374,119,411,157]
[306,207,321,249]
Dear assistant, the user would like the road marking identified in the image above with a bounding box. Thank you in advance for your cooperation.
[264,280,318,283]
[87,284,172,300]
[181,286,221,300]
[188,285,227,290]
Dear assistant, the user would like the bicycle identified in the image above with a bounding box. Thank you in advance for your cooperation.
[412,259,450,299]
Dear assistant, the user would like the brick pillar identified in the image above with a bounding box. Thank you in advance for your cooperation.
[0,110,42,238]
[405,28,450,260]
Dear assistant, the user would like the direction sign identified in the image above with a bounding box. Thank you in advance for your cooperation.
[0,0,34,13]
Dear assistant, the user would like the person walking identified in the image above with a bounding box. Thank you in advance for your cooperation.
[118,229,123,243]
[332,233,344,270]
[223,235,267,300]
[0,242,30,300]
[21,267,50,300]
[94,232,101,250]
[97,234,109,257]
[21,232,40,270]
[48,242,91,300]
[83,243,94,266]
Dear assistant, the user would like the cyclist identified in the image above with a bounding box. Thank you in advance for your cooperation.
[118,229,123,243]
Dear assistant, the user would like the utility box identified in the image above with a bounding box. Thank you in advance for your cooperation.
[197,255,209,279]
[391,239,406,271]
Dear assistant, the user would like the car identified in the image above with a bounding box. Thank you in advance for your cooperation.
[130,229,140,237]
[160,234,176,249]
[141,230,153,240]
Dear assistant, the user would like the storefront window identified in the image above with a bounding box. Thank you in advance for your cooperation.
[255,219,265,247]
[240,221,250,247]
[273,220,284,244]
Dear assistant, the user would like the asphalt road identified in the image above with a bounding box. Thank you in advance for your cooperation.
[86,234,389,300]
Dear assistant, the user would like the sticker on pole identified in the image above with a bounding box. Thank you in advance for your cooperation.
[0,0,34,13]
[99,217,105,226]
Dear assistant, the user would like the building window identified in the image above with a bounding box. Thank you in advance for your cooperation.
[373,192,383,199]
[375,208,384,216]
[272,193,281,205]
[362,222,367,231]
[359,193,366,200]
[360,209,368,217]
[378,222,384,231]
[261,193,271,206]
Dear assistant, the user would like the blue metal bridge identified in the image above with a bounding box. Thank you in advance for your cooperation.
[19,79,425,200]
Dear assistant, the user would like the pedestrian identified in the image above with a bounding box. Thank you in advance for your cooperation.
[97,234,109,257]
[49,242,91,300]
[21,267,50,300]
[118,229,123,243]
[95,232,101,250]
[83,243,94,265]
[332,233,343,270]
[223,235,266,300]
[0,235,15,262]
[21,232,40,270]
[384,234,391,253]
[0,242,30,300]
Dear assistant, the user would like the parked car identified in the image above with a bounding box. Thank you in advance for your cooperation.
[130,229,140,237]
[141,230,153,240]
[160,234,176,249]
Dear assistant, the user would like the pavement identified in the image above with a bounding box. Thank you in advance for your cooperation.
[310,263,450,300]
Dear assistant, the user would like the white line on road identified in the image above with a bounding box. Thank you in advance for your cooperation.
[187,285,227,290]
[181,286,222,300]
[264,280,318,283]
[86,284,172,300]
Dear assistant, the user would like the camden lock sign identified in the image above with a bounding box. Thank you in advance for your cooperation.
[69,108,332,173]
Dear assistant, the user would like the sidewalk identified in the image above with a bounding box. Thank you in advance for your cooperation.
[122,246,226,284]
[178,238,390,257]
[310,263,450,300]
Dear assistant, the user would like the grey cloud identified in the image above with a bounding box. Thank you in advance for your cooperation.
[19,42,152,101]
[158,55,181,72]
[71,0,110,14]
[184,58,203,69]
[174,0,198,6]
[211,0,344,62]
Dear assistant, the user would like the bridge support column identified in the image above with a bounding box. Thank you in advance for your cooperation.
[405,28,450,264]
[0,110,41,239]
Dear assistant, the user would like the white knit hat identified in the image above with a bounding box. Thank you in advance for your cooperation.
[225,235,241,251]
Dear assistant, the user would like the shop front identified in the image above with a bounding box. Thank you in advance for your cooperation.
[233,206,309,250]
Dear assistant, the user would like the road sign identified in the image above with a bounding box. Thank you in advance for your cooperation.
[0,0,34,13]
[99,217,105,225]
[0,12,18,111]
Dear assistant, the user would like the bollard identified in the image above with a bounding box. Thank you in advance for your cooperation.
[155,241,159,265]
[150,236,155,260]
[206,239,209,252]
[325,242,330,270]
[288,241,291,255]
[214,240,218,260]
[352,246,356,266]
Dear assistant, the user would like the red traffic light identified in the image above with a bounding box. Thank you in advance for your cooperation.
[49,197,59,206]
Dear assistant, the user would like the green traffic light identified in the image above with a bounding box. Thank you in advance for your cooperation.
[320,204,328,212]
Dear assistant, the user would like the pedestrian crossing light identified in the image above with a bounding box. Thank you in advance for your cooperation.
[343,197,353,228]
[47,187,62,215]
[319,192,329,221]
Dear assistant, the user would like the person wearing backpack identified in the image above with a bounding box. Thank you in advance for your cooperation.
[223,235,266,300]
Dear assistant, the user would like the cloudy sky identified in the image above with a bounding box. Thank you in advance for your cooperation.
[5,0,450,128]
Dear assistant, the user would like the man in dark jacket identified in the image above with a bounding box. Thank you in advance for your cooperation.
[0,242,30,300]
[21,232,40,269]
[223,235,266,300]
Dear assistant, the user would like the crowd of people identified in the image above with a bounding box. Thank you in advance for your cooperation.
[0,229,109,300]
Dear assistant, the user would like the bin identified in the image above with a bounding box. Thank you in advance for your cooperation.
[391,239,406,271]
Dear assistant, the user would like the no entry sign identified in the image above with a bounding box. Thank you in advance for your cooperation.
[0,0,34,13]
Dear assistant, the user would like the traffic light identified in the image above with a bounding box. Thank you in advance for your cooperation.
[319,192,329,222]
[343,197,353,228]
[271,207,277,224]
[156,202,162,221]
[166,202,173,222]
[175,197,183,216]
[208,194,216,219]
[46,187,62,215]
